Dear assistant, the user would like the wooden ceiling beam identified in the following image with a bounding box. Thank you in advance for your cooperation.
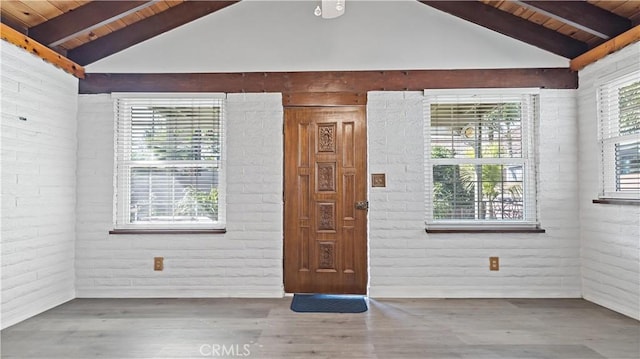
[518,1,631,40]
[571,25,640,71]
[0,23,85,79]
[0,15,28,35]
[78,68,577,94]
[67,1,240,66]
[419,1,588,59]
[28,1,156,47]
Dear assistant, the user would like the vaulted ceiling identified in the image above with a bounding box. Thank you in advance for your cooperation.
[1,0,639,67]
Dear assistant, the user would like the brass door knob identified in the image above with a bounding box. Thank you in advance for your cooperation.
[355,201,369,210]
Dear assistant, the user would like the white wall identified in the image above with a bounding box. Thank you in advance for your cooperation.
[577,43,640,320]
[76,89,581,300]
[367,90,582,297]
[75,93,283,297]
[86,0,567,73]
[1,42,78,329]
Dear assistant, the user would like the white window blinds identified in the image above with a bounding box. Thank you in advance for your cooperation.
[114,95,225,229]
[424,91,538,227]
[598,70,640,198]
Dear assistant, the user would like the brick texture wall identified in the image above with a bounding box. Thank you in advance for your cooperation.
[577,43,640,320]
[76,89,586,301]
[1,43,78,329]
[75,93,283,297]
[367,90,582,298]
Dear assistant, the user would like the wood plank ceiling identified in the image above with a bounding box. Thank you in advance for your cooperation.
[1,0,638,67]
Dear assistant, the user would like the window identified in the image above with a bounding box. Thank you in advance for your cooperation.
[598,71,640,199]
[424,90,538,229]
[113,94,225,230]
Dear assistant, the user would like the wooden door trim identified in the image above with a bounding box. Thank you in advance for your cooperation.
[283,92,367,107]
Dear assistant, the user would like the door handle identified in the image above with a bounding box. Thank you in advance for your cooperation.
[355,201,369,210]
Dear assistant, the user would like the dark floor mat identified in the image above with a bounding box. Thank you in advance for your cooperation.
[290,294,368,313]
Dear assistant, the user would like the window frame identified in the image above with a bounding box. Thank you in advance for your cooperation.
[597,70,640,200]
[111,93,227,231]
[424,89,540,231]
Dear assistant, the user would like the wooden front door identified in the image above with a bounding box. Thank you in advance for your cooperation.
[284,106,368,294]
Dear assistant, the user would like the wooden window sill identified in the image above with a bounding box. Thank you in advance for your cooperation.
[426,227,546,234]
[592,198,640,206]
[109,229,226,235]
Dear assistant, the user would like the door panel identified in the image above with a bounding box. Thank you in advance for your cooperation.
[284,106,367,294]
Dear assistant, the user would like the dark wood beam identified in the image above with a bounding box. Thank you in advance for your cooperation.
[68,1,240,66]
[79,68,577,94]
[419,1,588,59]
[28,1,155,47]
[518,1,631,40]
[1,15,28,35]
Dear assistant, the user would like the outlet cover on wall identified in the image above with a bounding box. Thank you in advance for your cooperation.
[490,257,499,271]
[154,257,164,271]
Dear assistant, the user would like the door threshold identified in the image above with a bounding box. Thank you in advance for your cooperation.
[284,292,369,297]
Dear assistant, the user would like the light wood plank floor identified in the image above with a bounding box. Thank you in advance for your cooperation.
[1,298,638,358]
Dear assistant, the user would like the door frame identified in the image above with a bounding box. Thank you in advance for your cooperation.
[282,92,369,294]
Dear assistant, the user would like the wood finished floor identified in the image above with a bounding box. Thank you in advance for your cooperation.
[1,298,638,358]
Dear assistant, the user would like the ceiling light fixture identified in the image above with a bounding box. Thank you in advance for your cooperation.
[314,0,345,19]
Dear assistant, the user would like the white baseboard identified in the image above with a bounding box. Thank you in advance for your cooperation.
[368,286,582,298]
[75,286,285,298]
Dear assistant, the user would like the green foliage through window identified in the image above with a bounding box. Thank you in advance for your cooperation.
[429,97,533,222]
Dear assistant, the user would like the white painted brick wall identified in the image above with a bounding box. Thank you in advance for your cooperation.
[75,93,284,298]
[367,90,582,298]
[577,43,640,320]
[1,42,78,329]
